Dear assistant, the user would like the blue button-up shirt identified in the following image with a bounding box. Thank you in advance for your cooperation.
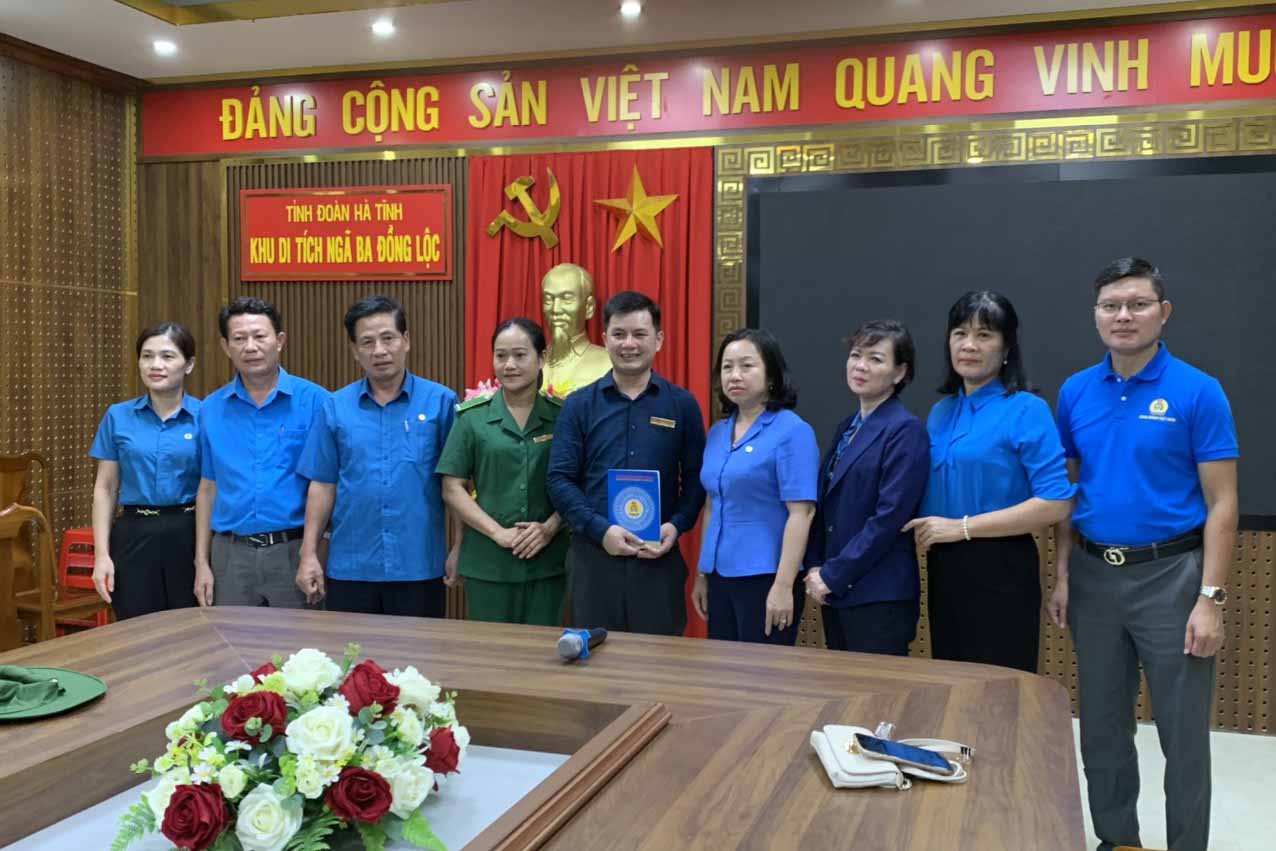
[919,380,1075,518]
[90,394,202,506]
[198,368,328,536]
[1057,343,1238,546]
[547,372,707,546]
[297,373,456,582]
[698,408,819,577]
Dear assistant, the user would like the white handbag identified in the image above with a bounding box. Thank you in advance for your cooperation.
[809,725,972,790]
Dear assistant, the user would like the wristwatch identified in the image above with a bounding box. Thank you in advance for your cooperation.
[1199,585,1227,605]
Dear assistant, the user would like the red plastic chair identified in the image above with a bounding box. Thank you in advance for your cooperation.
[55,527,109,634]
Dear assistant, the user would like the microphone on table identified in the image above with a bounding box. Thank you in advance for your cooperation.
[558,627,608,661]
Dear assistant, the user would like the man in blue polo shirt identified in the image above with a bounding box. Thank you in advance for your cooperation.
[547,291,706,636]
[295,296,459,617]
[194,297,329,608]
[1049,258,1238,851]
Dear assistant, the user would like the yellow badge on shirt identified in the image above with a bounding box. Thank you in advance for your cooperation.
[650,416,676,429]
[1149,398,1169,416]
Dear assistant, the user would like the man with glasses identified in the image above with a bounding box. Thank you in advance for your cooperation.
[1048,257,1238,851]
[295,295,460,616]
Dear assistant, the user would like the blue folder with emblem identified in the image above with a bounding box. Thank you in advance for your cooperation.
[608,469,662,544]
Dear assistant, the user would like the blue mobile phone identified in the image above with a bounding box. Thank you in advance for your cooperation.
[853,733,955,775]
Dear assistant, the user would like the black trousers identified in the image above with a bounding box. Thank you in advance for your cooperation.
[566,537,686,636]
[108,511,197,620]
[706,570,803,646]
[926,535,1041,672]
[326,578,446,618]
[821,599,918,656]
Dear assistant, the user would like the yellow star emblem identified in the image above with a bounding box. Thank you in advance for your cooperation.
[594,166,678,252]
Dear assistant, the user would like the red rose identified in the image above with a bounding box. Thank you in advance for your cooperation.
[221,690,288,744]
[250,662,277,682]
[338,660,399,716]
[160,784,229,851]
[424,726,461,775]
[325,767,392,824]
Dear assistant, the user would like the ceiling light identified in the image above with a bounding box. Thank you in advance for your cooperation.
[372,18,395,37]
[620,1,641,19]
[153,40,177,56]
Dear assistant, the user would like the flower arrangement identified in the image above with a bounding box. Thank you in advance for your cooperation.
[461,379,500,402]
[111,645,468,851]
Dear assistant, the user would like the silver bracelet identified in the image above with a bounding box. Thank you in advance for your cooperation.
[962,515,971,541]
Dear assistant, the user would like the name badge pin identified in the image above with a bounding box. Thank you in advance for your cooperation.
[418,413,426,421]
[183,433,193,440]
[745,445,754,453]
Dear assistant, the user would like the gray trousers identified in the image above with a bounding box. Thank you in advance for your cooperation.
[1068,545,1214,851]
[211,533,313,609]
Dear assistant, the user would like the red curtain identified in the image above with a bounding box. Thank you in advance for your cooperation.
[465,148,714,636]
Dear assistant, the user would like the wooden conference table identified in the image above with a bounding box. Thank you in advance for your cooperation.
[0,608,1083,849]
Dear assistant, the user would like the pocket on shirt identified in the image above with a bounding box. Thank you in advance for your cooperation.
[401,419,438,466]
[280,427,309,458]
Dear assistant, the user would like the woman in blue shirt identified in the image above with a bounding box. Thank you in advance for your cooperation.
[90,322,202,619]
[803,320,930,656]
[693,329,819,645]
[904,292,1074,672]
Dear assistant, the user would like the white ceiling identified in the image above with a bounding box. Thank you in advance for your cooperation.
[0,0,1241,83]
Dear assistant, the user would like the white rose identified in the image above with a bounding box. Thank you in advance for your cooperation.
[217,764,247,799]
[280,649,341,694]
[285,706,355,762]
[452,724,471,767]
[386,758,433,819]
[426,700,456,726]
[361,745,398,778]
[391,706,424,749]
[223,674,256,695]
[165,702,210,740]
[235,784,303,851]
[386,666,441,713]
[144,768,190,821]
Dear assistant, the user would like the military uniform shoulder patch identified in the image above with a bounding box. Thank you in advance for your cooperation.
[540,392,564,407]
[456,394,495,413]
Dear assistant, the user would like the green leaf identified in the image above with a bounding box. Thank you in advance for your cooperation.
[356,821,388,851]
[357,706,376,726]
[259,723,273,743]
[272,653,284,668]
[211,684,226,701]
[341,643,361,675]
[208,829,243,851]
[402,811,447,851]
[282,810,342,851]
[194,677,211,696]
[109,800,156,851]
[365,728,385,746]
[128,759,150,775]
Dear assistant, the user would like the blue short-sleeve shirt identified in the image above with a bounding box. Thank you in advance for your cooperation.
[89,394,202,506]
[297,373,456,582]
[698,408,820,578]
[919,380,1075,518]
[1056,343,1238,546]
[198,368,329,536]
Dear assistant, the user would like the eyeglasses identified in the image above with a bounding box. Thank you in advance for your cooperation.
[1095,299,1161,316]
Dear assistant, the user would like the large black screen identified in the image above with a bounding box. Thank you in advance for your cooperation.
[751,159,1275,519]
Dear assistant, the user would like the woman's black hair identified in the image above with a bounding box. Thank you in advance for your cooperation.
[845,319,915,398]
[491,317,547,390]
[136,321,196,361]
[715,328,798,414]
[937,290,1032,396]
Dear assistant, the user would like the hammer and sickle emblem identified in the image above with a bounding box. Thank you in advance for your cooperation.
[486,169,561,248]
[1102,547,1127,567]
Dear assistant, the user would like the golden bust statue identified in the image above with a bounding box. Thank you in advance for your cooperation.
[540,262,611,395]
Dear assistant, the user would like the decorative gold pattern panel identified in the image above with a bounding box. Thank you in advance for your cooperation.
[721,111,1276,733]
[0,56,133,542]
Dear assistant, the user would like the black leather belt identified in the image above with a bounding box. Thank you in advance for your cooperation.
[122,504,195,516]
[231,527,305,548]
[1077,528,1203,567]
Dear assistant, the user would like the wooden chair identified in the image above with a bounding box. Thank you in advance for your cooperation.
[0,503,109,648]
[0,452,53,593]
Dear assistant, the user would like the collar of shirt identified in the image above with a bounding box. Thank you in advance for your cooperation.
[1100,341,1170,384]
[599,370,666,400]
[131,393,198,420]
[357,371,414,406]
[730,407,778,448]
[960,378,1006,411]
[485,389,550,438]
[230,366,297,407]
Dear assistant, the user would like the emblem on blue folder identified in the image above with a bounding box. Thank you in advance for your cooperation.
[608,469,661,544]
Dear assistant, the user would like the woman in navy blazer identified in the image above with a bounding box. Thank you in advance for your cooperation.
[805,320,930,656]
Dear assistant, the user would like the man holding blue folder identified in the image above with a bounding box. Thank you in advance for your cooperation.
[547,291,707,636]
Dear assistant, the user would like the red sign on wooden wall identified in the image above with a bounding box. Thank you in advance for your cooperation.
[240,185,452,281]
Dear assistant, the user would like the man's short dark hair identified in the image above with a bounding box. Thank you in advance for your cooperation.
[602,290,661,332]
[218,296,282,339]
[343,295,407,342]
[1094,257,1165,300]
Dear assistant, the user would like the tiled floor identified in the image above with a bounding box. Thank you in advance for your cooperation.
[1073,720,1276,850]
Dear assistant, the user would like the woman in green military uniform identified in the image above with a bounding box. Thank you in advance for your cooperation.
[438,317,569,625]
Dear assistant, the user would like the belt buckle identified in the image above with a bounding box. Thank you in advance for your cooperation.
[246,533,269,547]
[136,508,159,517]
[1102,547,1127,567]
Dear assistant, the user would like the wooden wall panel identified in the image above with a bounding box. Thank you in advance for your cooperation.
[0,55,132,541]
